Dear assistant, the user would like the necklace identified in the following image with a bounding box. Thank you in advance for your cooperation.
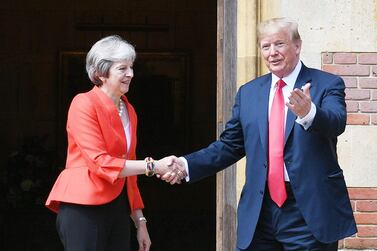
[118,99,125,117]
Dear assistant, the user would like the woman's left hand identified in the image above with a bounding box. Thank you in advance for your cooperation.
[137,222,151,251]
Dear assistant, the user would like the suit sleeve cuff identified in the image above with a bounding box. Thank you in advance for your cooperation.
[179,157,190,182]
[296,102,316,130]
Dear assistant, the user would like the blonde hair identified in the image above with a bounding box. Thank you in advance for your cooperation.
[257,17,301,44]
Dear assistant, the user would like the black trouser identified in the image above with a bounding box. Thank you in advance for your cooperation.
[56,188,130,251]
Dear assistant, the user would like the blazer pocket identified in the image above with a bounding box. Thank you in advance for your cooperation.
[327,170,344,179]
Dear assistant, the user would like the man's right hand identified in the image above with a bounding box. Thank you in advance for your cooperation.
[155,156,187,185]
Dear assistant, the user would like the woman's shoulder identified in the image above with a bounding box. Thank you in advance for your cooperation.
[68,89,98,117]
[71,88,96,106]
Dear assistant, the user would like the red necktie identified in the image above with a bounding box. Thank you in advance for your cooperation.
[268,79,287,207]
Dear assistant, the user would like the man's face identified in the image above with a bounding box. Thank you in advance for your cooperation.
[259,28,301,78]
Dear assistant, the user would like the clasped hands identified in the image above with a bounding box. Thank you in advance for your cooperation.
[154,156,186,185]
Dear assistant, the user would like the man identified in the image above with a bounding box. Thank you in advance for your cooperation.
[163,17,357,250]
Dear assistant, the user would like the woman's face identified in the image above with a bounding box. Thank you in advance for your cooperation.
[99,60,134,97]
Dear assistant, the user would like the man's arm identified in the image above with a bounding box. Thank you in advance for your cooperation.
[287,77,346,137]
[307,77,347,137]
[158,89,247,184]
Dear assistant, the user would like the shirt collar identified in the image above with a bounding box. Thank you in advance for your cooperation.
[271,61,302,89]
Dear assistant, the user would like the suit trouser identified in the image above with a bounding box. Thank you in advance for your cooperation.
[244,183,338,251]
[56,187,131,251]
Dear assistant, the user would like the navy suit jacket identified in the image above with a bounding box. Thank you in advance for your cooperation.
[185,63,357,249]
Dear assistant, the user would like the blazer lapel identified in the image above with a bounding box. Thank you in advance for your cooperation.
[258,75,272,154]
[284,63,312,145]
[91,87,127,151]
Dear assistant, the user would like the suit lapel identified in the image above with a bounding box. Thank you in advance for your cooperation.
[258,75,272,154]
[284,63,312,145]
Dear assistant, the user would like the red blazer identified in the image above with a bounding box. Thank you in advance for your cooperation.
[46,86,144,213]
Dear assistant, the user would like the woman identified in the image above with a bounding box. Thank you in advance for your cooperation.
[46,35,180,251]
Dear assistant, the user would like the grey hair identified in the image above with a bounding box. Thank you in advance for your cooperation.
[257,17,301,44]
[86,35,136,86]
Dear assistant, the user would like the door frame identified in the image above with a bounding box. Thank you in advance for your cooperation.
[216,0,237,250]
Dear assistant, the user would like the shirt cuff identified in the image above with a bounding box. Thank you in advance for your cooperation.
[179,157,190,182]
[295,102,316,130]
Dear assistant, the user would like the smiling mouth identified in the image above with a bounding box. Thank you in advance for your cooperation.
[270,60,281,65]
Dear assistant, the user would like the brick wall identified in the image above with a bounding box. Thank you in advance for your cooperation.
[322,52,377,250]
[341,188,377,249]
[322,52,377,125]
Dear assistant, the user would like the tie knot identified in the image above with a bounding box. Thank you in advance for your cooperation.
[276,79,286,89]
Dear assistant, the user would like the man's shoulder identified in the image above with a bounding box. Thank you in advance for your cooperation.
[240,73,271,90]
[304,65,341,81]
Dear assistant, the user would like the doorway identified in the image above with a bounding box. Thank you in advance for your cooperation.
[57,49,217,250]
[0,0,218,250]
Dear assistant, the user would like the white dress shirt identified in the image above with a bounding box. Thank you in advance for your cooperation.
[119,100,131,153]
[270,61,316,181]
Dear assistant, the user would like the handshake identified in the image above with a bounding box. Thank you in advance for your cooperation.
[153,156,187,185]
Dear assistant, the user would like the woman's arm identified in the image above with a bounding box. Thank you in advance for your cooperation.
[131,209,151,251]
[118,160,148,177]
[118,157,180,178]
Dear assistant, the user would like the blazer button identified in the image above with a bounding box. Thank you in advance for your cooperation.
[259,190,264,195]
[122,154,126,158]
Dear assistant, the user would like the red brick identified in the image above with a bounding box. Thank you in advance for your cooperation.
[356,200,377,212]
[359,53,377,64]
[354,213,377,224]
[347,114,370,125]
[359,77,377,89]
[322,65,370,76]
[334,52,357,64]
[343,77,358,88]
[345,89,370,100]
[322,52,333,64]
[346,101,359,112]
[344,237,377,249]
[372,114,377,125]
[348,188,377,199]
[360,102,377,112]
[357,226,377,237]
